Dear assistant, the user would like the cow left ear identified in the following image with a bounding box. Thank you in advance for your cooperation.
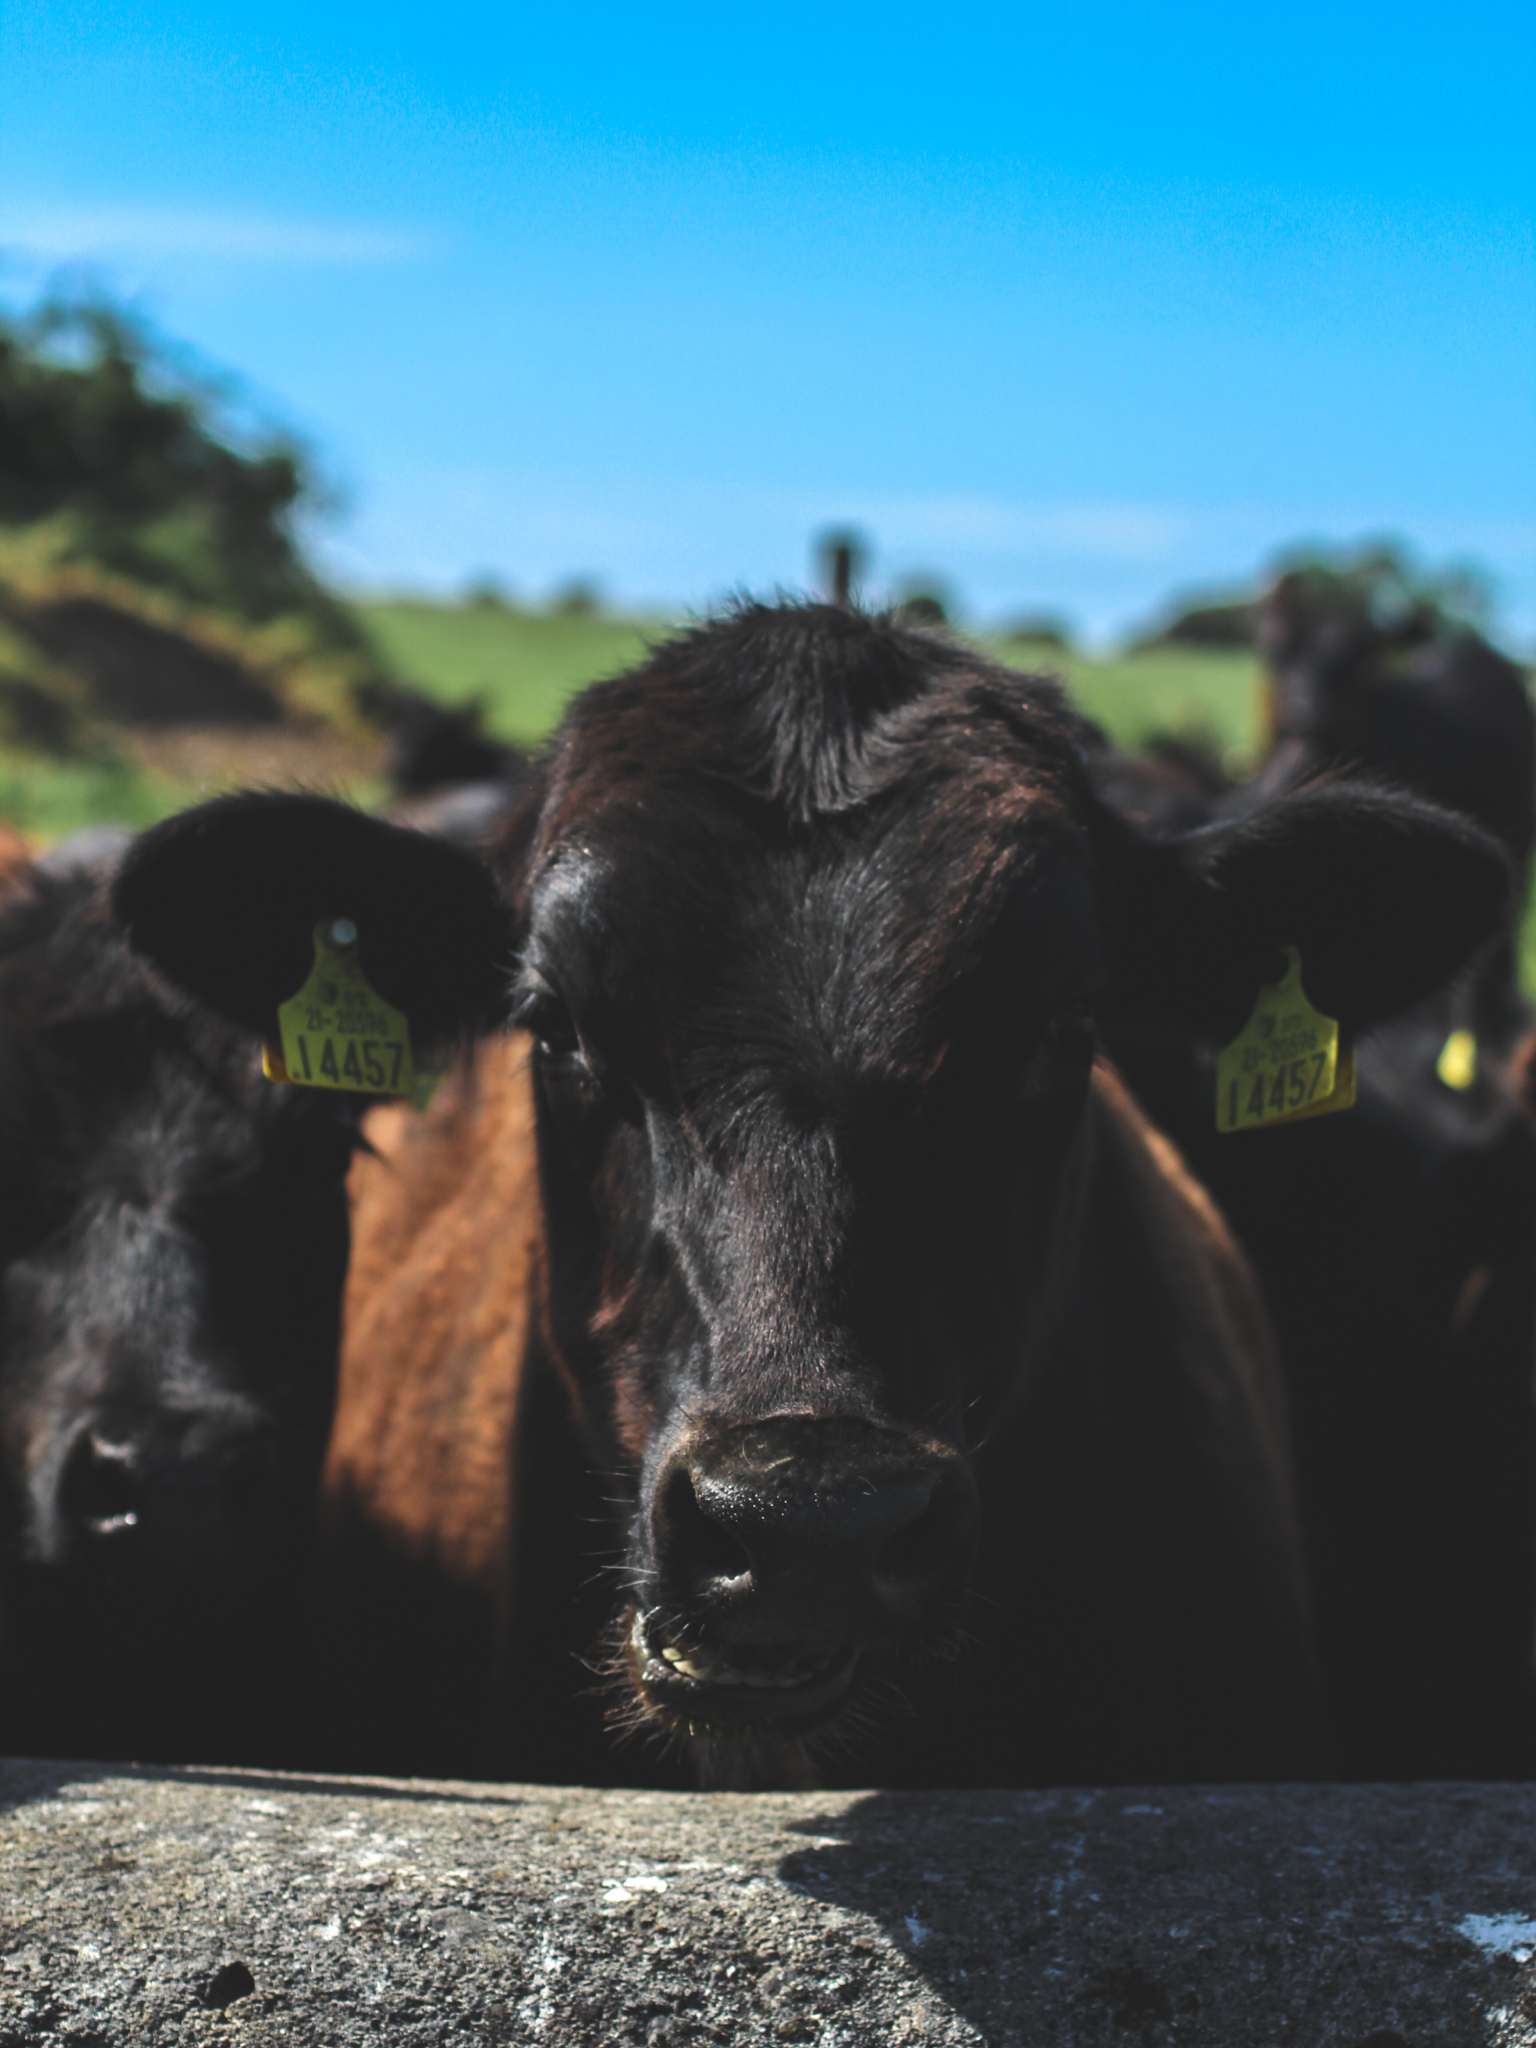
[112,792,514,1042]
[1089,780,1511,1041]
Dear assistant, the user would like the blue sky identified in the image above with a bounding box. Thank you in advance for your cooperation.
[2,0,1533,642]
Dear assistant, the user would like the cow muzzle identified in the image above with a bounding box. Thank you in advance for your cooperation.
[628,1413,979,1734]
[40,1404,282,1576]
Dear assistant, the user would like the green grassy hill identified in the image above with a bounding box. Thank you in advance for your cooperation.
[351,599,669,746]
[987,637,1261,770]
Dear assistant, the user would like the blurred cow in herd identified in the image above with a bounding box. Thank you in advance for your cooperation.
[1098,574,1536,1777]
[0,833,364,1764]
[354,679,520,799]
[1255,568,1535,898]
[115,603,1505,1787]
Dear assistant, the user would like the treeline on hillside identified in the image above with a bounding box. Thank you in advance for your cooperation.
[0,297,355,634]
[0,296,383,755]
[1136,543,1499,654]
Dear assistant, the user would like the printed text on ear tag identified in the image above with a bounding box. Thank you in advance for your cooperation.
[266,918,415,1097]
[1215,946,1355,1135]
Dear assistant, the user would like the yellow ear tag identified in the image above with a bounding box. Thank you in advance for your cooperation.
[263,918,416,1097]
[1436,1028,1478,1091]
[1216,946,1356,1135]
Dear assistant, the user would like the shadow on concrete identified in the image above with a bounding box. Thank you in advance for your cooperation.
[776,1786,1508,2048]
[0,1755,527,1816]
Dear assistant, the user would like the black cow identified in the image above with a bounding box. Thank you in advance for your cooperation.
[0,836,363,1765]
[1256,570,1534,889]
[113,603,1506,1788]
[357,681,531,802]
[1094,687,1536,1776]
[1088,572,1536,1776]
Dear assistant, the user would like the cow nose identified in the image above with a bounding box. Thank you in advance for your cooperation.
[59,1431,141,1541]
[55,1414,280,1569]
[651,1416,979,1647]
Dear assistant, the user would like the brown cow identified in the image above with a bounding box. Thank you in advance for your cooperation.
[113,602,1507,1788]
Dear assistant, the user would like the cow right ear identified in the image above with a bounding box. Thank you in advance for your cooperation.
[1086,778,1510,1042]
[112,792,514,1043]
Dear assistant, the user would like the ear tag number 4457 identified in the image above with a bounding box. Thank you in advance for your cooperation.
[1216,946,1356,1135]
[263,918,416,1098]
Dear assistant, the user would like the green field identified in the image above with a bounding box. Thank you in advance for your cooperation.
[0,753,183,841]
[348,600,1265,767]
[0,607,1264,844]
[352,599,670,746]
[988,637,1262,770]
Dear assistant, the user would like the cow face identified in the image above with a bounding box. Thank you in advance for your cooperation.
[113,603,1508,1768]
[512,634,1110,1749]
[0,862,357,1681]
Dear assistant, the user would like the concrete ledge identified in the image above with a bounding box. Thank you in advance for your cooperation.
[3,1762,1535,2046]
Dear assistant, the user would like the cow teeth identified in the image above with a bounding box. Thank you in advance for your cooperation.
[642,1620,846,1692]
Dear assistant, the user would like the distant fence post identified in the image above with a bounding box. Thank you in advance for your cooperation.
[816,528,868,608]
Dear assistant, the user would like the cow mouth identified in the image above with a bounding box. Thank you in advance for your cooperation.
[627,1611,859,1730]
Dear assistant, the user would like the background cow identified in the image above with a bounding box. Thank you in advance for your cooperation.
[1255,568,1535,900]
[0,835,364,1765]
[1102,963,1536,1778]
[1094,572,1536,1777]
[114,603,1506,1788]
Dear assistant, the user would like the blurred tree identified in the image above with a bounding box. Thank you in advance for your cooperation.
[998,613,1076,650]
[550,576,602,617]
[1136,541,1501,656]
[0,295,358,642]
[1268,538,1495,643]
[893,573,956,629]
[1131,593,1254,651]
[463,572,514,610]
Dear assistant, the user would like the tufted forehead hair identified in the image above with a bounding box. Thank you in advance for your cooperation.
[531,601,1095,847]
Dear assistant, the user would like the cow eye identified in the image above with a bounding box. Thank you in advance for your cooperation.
[514,985,584,1065]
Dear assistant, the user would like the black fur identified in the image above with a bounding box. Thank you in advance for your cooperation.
[0,848,361,1764]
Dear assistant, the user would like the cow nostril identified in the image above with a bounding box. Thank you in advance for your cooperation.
[662,1467,752,1586]
[61,1433,141,1539]
[876,1474,972,1592]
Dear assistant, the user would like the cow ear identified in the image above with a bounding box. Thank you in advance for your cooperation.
[1090,781,1511,1041]
[112,792,514,1041]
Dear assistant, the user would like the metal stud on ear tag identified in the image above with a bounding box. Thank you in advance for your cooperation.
[267,918,416,1097]
[1216,947,1355,1135]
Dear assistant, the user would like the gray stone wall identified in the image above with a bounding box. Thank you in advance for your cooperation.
[3,1760,1535,2045]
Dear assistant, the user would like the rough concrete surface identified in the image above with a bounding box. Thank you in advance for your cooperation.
[3,1763,1536,2047]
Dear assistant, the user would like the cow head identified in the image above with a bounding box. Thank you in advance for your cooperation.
[0,852,362,1625]
[114,604,1507,1771]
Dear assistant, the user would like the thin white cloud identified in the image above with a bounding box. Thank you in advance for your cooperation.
[0,204,437,265]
